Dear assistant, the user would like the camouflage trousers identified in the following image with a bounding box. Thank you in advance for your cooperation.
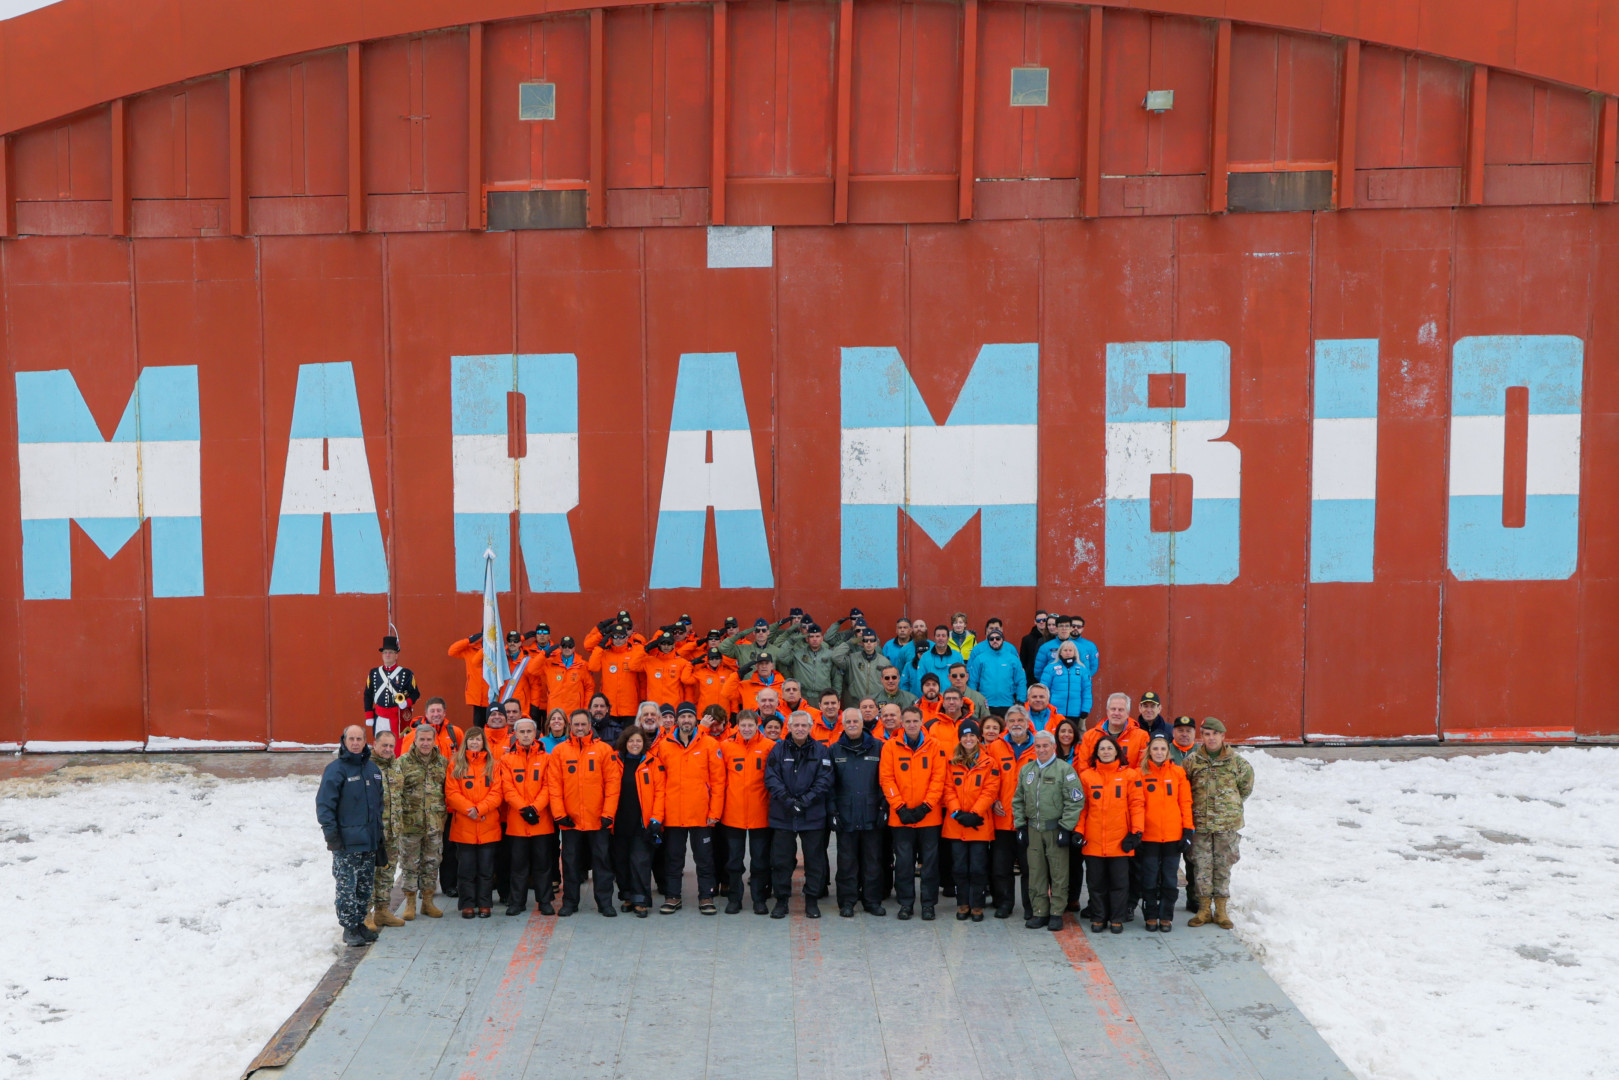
[332,850,376,928]
[1191,830,1241,899]
[397,828,444,895]
[373,844,396,905]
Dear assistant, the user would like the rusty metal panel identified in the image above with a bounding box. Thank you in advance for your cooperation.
[975,2,1086,182]
[362,31,469,197]
[604,6,713,191]
[1227,27,1339,167]
[483,16,591,189]
[1099,12,1214,180]
[128,75,230,201]
[1226,169,1333,212]
[0,247,19,747]
[727,0,838,179]
[850,0,961,176]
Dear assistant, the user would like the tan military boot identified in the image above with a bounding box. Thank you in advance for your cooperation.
[420,892,444,918]
[1213,897,1233,929]
[363,908,378,932]
[374,899,405,928]
[401,891,417,921]
[1188,898,1213,927]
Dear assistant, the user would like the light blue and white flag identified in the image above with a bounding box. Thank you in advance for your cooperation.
[480,547,510,707]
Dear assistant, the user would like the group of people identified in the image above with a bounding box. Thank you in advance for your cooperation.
[316,609,1255,949]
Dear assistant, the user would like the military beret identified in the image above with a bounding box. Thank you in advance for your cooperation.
[1201,717,1226,734]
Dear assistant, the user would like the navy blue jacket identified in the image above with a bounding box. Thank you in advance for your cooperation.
[764,735,835,831]
[316,745,384,852]
[828,732,886,831]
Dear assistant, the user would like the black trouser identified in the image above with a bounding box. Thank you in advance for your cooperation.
[990,829,1030,915]
[1126,846,1143,912]
[771,827,829,901]
[939,837,956,893]
[664,825,717,901]
[891,825,940,909]
[456,842,496,911]
[1085,855,1130,922]
[1067,841,1087,910]
[951,839,990,911]
[817,828,833,897]
[611,821,656,906]
[493,825,511,900]
[507,833,557,905]
[1137,841,1182,921]
[471,705,488,727]
[835,828,884,907]
[712,827,732,891]
[988,705,1009,719]
[1183,844,1200,908]
[439,820,457,896]
[722,825,773,903]
[560,828,615,911]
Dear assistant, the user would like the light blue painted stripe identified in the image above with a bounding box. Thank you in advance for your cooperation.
[841,504,899,589]
[1310,500,1375,583]
[111,366,201,442]
[1314,340,1379,419]
[330,513,390,594]
[1451,335,1583,416]
[450,355,514,436]
[944,343,1040,426]
[1106,341,1231,423]
[649,509,705,589]
[150,516,205,597]
[21,519,71,599]
[714,509,775,589]
[268,514,325,595]
[287,362,366,440]
[840,347,934,429]
[75,517,143,558]
[1105,498,1239,586]
[980,503,1036,586]
[669,353,751,433]
[518,512,581,592]
[905,504,980,549]
[14,371,104,444]
[454,513,510,593]
[516,354,580,435]
[1447,494,1578,580]
[1106,500,1168,586]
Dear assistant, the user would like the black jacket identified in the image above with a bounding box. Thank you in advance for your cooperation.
[1019,627,1052,684]
[316,745,384,852]
[829,732,886,831]
[764,735,835,831]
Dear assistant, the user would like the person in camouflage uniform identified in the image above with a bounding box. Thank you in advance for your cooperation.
[366,730,406,931]
[396,719,449,919]
[1182,717,1254,929]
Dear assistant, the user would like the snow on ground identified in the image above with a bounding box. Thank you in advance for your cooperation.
[1234,748,1616,1080]
[0,763,336,1080]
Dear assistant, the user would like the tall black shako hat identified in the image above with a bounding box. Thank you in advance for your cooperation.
[380,636,401,652]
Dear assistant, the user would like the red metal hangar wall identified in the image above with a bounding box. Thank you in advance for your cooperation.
[0,0,1616,749]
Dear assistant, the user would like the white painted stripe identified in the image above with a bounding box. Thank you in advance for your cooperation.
[841,424,1038,506]
[279,437,377,515]
[1311,417,1377,500]
[1449,413,1580,497]
[1526,413,1581,496]
[1105,420,1239,500]
[658,430,765,512]
[453,433,579,514]
[516,435,581,514]
[19,440,201,519]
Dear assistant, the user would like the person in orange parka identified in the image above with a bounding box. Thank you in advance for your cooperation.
[650,702,726,915]
[1078,732,1146,933]
[1080,692,1150,768]
[611,726,662,917]
[588,624,644,726]
[717,709,775,914]
[629,632,692,709]
[448,632,491,728]
[723,652,785,712]
[942,719,998,921]
[445,727,504,918]
[547,710,623,917]
[879,705,947,920]
[1137,733,1195,932]
[499,717,555,917]
[812,691,845,744]
[979,714,1024,920]
[686,646,738,715]
[541,636,595,717]
[398,697,464,759]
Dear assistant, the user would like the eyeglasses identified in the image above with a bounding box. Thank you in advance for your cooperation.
[882,674,898,681]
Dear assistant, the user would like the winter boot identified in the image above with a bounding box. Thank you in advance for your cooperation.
[1188,899,1213,927]
[374,900,405,928]
[401,891,417,921]
[363,909,378,932]
[342,926,370,947]
[420,893,444,919]
[1213,897,1233,929]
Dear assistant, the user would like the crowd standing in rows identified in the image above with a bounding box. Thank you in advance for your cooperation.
[316,610,1255,949]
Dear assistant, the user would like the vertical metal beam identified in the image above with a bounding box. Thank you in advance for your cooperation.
[228,68,247,235]
[1336,39,1360,210]
[834,0,854,223]
[468,24,485,230]
[589,8,606,227]
[1083,6,1102,217]
[347,43,365,232]
[1595,95,1617,203]
[0,134,15,238]
[958,0,978,220]
[1464,64,1488,206]
[711,1,727,224]
[110,98,129,236]
[1208,19,1231,214]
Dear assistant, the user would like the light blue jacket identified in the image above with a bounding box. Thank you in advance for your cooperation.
[966,642,1026,707]
[1042,657,1093,719]
[903,643,962,696]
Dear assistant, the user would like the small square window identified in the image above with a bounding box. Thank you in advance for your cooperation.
[519,82,556,121]
[1010,67,1049,107]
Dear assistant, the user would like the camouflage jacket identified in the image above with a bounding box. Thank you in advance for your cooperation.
[395,748,448,834]
[374,752,404,845]
[1184,745,1255,831]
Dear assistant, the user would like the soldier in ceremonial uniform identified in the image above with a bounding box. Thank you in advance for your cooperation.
[363,635,420,740]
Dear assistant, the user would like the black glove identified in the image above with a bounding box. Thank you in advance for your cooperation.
[1078,712,1088,721]
[326,834,342,852]
[554,815,575,829]
[522,629,537,641]
[830,815,841,831]
[648,821,663,842]
[468,632,481,645]
[953,810,984,828]
[596,617,616,633]
[917,803,930,819]
[519,806,541,826]
[601,816,614,829]
[1120,832,1142,854]
[792,802,806,814]
[1016,827,1028,848]
[1181,828,1195,854]
[375,843,390,869]
[1055,828,1071,848]
[895,805,919,825]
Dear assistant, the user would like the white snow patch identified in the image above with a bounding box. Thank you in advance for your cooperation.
[1236,749,1617,1080]
[0,769,337,1080]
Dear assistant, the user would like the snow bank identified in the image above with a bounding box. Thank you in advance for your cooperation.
[0,763,337,1080]
[1235,748,1617,1080]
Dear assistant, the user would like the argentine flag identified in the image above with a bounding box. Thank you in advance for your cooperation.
[480,547,510,708]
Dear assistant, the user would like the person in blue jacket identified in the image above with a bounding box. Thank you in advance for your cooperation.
[1070,615,1100,679]
[903,625,962,696]
[1042,641,1093,721]
[316,725,386,947]
[1033,614,1082,678]
[764,710,836,919]
[882,616,919,671]
[966,628,1026,714]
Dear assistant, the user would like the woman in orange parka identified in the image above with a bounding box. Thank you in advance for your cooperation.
[611,726,661,918]
[445,727,505,919]
[1078,732,1145,934]
[499,718,555,917]
[1137,733,1195,932]
[717,709,775,914]
[942,720,998,922]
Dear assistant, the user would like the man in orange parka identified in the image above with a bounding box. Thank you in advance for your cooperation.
[541,636,595,717]
[651,702,726,915]
[685,646,738,715]
[717,709,775,915]
[500,718,556,916]
[448,632,491,728]
[547,710,623,917]
[588,624,643,732]
[1080,692,1150,768]
[629,630,692,710]
[879,705,947,921]
[724,651,785,712]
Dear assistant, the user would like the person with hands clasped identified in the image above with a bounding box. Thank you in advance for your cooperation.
[444,727,504,919]
[1137,733,1195,932]
[1012,729,1084,932]
[942,720,997,922]
[499,718,555,917]
[315,725,386,947]
[612,727,661,918]
[718,710,776,915]
[879,705,947,921]
[651,702,726,915]
[1078,733,1145,935]
[547,710,623,917]
[763,710,836,919]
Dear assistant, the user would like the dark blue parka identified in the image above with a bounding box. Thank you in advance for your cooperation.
[828,732,886,831]
[316,745,385,852]
[764,734,835,831]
